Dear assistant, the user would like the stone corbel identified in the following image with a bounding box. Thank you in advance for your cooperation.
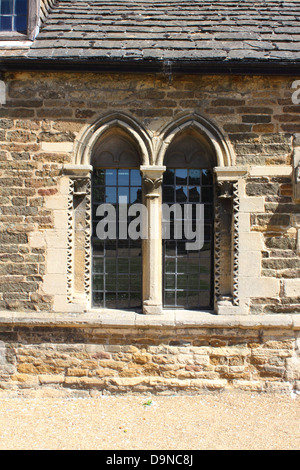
[141,166,166,198]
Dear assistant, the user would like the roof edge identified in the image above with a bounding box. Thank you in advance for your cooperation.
[1,57,300,75]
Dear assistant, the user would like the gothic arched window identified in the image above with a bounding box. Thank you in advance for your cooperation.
[91,129,143,309]
[162,130,215,310]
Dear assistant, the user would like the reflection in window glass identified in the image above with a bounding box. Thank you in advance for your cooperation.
[163,168,214,310]
[118,169,130,186]
[92,169,142,309]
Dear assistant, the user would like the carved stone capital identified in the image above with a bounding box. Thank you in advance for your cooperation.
[216,181,234,200]
[63,165,93,196]
[63,164,93,179]
[214,166,248,182]
[140,165,166,197]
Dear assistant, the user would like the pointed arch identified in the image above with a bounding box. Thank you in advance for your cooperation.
[74,112,153,167]
[156,113,235,167]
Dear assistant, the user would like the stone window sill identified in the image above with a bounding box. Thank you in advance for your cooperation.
[0,310,299,330]
[0,40,32,47]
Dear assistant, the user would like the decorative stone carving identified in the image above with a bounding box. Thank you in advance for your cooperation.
[83,177,92,302]
[67,178,75,303]
[214,180,237,307]
[232,181,240,306]
[214,168,247,312]
[214,192,222,304]
[63,165,92,306]
[143,176,164,198]
[216,181,234,200]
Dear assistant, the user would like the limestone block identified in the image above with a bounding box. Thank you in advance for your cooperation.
[232,380,264,391]
[286,357,300,381]
[283,279,300,298]
[38,375,65,384]
[41,142,73,153]
[239,251,261,277]
[28,231,46,249]
[46,249,67,274]
[249,166,292,177]
[43,274,67,295]
[239,196,265,213]
[239,277,280,299]
[45,229,67,250]
[238,213,251,233]
[59,176,71,195]
[53,210,68,230]
[53,295,87,313]
[239,232,264,251]
[189,378,227,391]
[44,195,68,211]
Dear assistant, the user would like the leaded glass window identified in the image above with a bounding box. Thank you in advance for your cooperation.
[92,169,143,309]
[0,0,28,33]
[162,168,214,310]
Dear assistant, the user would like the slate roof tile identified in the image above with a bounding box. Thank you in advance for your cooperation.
[1,0,300,68]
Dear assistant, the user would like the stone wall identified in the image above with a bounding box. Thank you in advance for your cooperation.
[0,71,299,314]
[0,314,299,395]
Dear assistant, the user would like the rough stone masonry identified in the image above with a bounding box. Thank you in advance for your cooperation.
[0,72,299,394]
[1,0,300,395]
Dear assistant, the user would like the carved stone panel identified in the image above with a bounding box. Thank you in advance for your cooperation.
[64,166,92,306]
[214,179,240,308]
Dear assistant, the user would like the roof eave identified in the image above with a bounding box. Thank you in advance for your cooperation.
[1,56,300,75]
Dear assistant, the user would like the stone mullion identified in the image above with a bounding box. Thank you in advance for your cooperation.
[140,165,166,315]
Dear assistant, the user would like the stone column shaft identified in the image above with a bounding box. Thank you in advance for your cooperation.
[140,165,166,314]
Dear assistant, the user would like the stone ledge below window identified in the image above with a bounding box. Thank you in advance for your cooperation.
[0,310,299,330]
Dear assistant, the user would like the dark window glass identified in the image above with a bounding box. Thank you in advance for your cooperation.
[1,0,13,15]
[14,13,27,32]
[92,168,142,310]
[0,15,12,30]
[15,0,27,15]
[0,0,27,33]
[163,168,214,310]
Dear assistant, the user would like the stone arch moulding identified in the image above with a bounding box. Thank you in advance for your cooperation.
[74,112,153,167]
[155,113,235,168]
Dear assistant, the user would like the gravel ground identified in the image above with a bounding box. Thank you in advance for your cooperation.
[0,391,299,450]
